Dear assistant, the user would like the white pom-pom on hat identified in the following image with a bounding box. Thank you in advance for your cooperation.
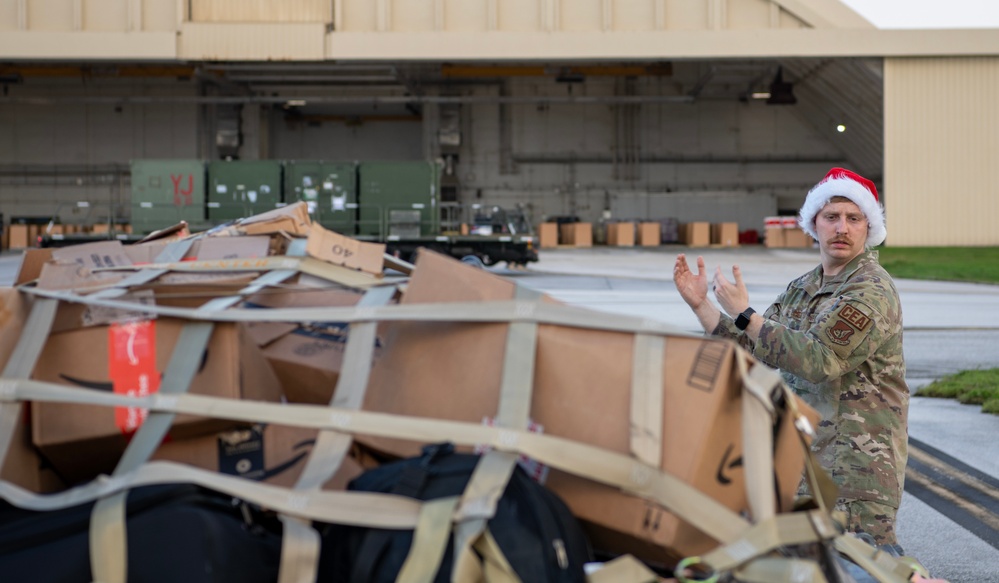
[798,167,886,247]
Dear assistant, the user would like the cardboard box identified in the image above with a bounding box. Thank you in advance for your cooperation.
[638,222,660,247]
[30,318,283,483]
[783,227,813,248]
[8,224,30,250]
[152,423,364,490]
[307,223,386,276]
[680,222,710,247]
[606,222,635,247]
[764,227,786,248]
[710,223,739,247]
[238,201,312,237]
[538,223,559,248]
[359,250,818,562]
[559,223,592,247]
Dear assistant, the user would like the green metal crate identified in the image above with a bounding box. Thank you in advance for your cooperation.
[129,159,207,235]
[207,160,283,222]
[357,161,440,237]
[284,161,358,234]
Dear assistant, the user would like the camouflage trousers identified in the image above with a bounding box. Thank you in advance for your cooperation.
[835,499,899,546]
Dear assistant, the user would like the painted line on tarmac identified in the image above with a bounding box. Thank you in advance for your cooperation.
[904,437,999,551]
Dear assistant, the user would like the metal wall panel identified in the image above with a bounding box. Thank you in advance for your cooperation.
[179,23,326,60]
[885,57,999,246]
[84,0,127,32]
[27,0,74,31]
[612,0,658,31]
[560,0,602,31]
[444,0,489,32]
[496,0,540,31]
[191,0,328,22]
[391,0,435,32]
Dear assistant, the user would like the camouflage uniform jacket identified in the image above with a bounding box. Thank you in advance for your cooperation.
[714,250,909,508]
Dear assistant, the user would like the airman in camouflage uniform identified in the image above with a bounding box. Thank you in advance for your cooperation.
[673,168,908,546]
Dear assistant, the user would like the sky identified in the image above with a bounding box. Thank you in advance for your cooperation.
[838,0,999,29]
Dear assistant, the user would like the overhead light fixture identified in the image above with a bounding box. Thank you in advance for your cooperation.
[766,67,796,105]
[283,99,307,108]
[836,124,846,133]
[751,92,771,100]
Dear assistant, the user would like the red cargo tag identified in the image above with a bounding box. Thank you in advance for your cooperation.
[108,320,160,434]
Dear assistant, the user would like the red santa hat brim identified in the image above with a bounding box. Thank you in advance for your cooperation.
[797,169,886,247]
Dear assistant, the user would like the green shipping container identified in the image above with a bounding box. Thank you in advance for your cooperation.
[207,160,283,222]
[284,161,358,234]
[129,159,207,235]
[357,161,440,238]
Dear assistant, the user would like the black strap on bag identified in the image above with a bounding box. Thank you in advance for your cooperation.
[337,443,592,583]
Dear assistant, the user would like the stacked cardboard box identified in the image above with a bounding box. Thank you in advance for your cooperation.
[678,221,710,247]
[0,203,822,575]
[764,216,814,249]
[606,222,635,246]
[710,222,739,247]
[559,222,593,247]
[638,222,661,246]
[538,222,559,248]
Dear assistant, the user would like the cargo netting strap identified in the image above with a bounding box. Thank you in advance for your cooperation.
[277,284,397,583]
[0,288,916,583]
[0,297,58,483]
[88,239,198,299]
[629,334,665,467]
[585,555,661,583]
[451,284,541,583]
[90,321,215,583]
[738,355,778,523]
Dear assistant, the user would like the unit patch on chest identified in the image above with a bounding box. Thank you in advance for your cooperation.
[838,304,872,331]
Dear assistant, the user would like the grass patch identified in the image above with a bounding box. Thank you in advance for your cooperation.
[878,247,999,284]
[916,369,999,415]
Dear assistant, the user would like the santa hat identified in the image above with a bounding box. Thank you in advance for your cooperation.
[798,167,886,247]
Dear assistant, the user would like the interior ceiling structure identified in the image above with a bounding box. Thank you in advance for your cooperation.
[0,56,884,175]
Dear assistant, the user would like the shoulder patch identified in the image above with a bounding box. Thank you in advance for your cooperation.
[827,320,856,345]
[838,304,872,331]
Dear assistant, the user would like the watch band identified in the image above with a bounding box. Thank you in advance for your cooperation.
[735,307,756,331]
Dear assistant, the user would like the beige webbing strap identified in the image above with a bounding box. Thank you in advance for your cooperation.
[10,377,753,543]
[278,516,323,583]
[629,334,664,466]
[276,285,396,583]
[733,557,828,583]
[395,496,461,583]
[0,297,58,469]
[197,269,298,312]
[701,509,841,572]
[451,286,541,578]
[585,555,661,583]
[779,383,838,512]
[739,357,778,523]
[833,533,914,583]
[475,528,522,583]
[0,458,424,527]
[293,284,397,490]
[90,321,215,583]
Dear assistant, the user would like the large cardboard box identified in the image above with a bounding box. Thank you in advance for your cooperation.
[559,223,592,247]
[359,250,818,563]
[784,227,813,248]
[152,423,364,490]
[680,222,710,247]
[638,222,660,247]
[764,227,786,248]
[606,222,635,247]
[30,318,283,483]
[538,223,559,248]
[8,224,30,250]
[710,222,739,247]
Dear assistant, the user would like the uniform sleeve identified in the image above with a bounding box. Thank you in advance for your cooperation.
[711,296,784,354]
[753,283,899,383]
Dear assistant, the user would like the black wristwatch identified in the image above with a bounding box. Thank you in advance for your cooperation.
[735,307,756,331]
